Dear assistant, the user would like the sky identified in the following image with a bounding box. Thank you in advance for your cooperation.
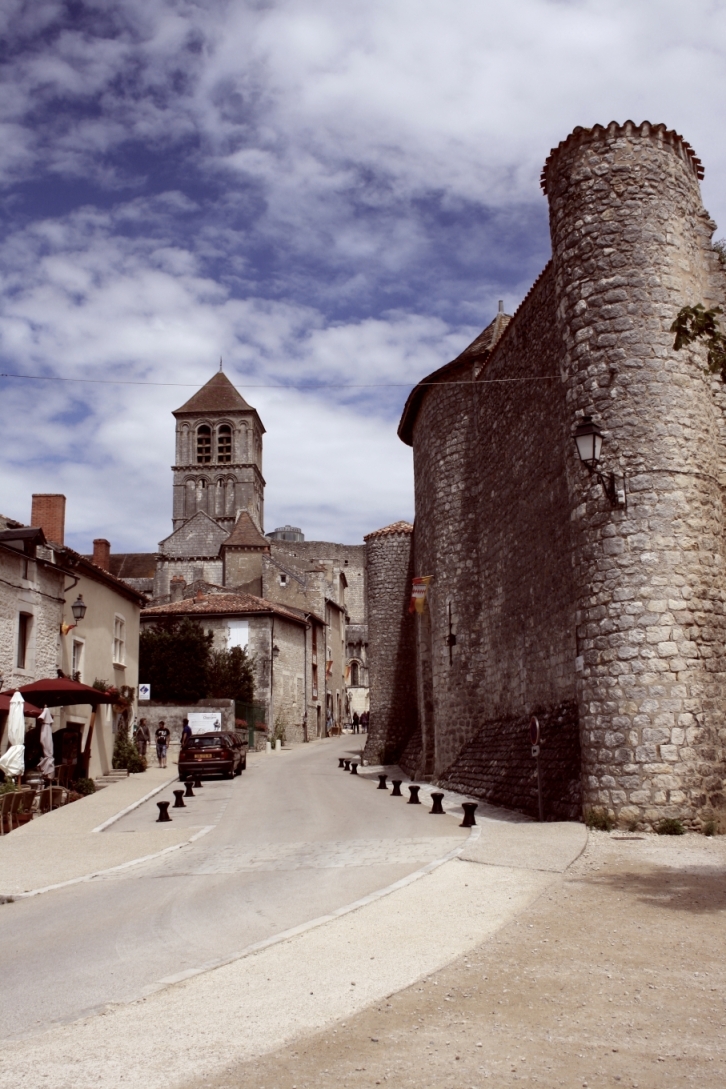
[2,0,726,551]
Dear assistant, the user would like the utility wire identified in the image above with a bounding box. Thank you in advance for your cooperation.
[0,371,557,389]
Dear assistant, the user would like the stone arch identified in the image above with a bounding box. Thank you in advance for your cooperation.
[184,477,197,518]
[216,421,233,464]
[196,423,212,464]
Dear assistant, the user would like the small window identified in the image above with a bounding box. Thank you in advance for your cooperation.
[113,615,126,665]
[17,613,31,669]
[196,425,212,463]
[279,573,287,586]
[350,661,360,687]
[72,639,84,682]
[217,425,232,463]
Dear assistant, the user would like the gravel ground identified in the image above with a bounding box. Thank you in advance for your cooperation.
[203,830,726,1089]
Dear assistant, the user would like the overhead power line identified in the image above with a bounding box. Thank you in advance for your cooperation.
[0,370,557,389]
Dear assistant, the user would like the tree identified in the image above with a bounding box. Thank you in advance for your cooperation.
[206,645,255,703]
[139,618,213,702]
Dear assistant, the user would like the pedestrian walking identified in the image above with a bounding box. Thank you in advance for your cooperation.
[352,711,360,734]
[136,718,150,758]
[360,710,369,733]
[180,717,192,749]
[155,721,170,768]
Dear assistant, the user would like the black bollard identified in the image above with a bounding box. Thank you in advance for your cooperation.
[173,789,186,809]
[430,792,445,814]
[156,801,172,822]
[344,759,351,771]
[460,802,478,827]
[338,758,346,768]
[184,778,195,798]
[391,779,402,796]
[407,784,421,804]
[350,762,359,775]
[377,774,388,790]
[193,773,203,789]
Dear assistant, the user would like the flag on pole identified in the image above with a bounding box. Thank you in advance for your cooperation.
[409,576,433,614]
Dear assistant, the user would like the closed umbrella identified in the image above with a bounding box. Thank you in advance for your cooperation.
[38,707,55,778]
[0,691,26,779]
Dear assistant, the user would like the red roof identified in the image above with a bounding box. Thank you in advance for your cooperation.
[142,591,306,626]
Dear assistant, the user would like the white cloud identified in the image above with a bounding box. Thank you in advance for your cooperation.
[3,0,726,552]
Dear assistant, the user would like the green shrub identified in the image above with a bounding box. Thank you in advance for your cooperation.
[112,717,146,773]
[584,808,614,832]
[71,778,96,796]
[0,780,17,795]
[657,817,685,836]
[702,819,716,837]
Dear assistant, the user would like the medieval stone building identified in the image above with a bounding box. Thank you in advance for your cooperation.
[365,121,726,830]
[109,368,368,738]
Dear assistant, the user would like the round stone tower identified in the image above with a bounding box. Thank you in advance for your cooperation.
[543,121,726,828]
[363,522,418,766]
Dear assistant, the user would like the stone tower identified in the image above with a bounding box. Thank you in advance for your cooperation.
[544,121,726,827]
[171,371,266,533]
[363,522,418,766]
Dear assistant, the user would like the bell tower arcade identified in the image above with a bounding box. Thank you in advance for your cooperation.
[171,370,266,533]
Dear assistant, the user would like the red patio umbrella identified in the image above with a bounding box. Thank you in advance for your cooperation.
[16,678,116,708]
[15,679,117,777]
[0,693,42,717]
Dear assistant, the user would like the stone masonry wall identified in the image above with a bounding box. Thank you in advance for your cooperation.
[412,267,578,799]
[0,548,64,695]
[545,122,726,827]
[363,526,418,764]
[439,701,581,821]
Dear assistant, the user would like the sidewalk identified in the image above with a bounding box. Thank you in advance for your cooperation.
[0,764,192,897]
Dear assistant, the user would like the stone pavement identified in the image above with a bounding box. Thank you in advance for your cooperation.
[0,765,587,1089]
[0,762,196,897]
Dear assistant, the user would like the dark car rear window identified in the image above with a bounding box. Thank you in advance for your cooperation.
[187,736,229,749]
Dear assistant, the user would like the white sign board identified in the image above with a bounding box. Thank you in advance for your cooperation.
[188,712,222,734]
[138,684,151,701]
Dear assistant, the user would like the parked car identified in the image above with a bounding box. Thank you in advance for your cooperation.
[178,732,244,780]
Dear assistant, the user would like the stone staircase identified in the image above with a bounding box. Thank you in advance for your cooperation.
[94,769,129,791]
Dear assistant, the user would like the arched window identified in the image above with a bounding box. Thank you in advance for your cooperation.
[350,661,360,687]
[196,479,207,512]
[217,425,232,463]
[196,425,211,463]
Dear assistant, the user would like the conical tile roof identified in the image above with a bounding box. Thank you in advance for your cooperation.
[222,510,270,550]
[174,372,252,415]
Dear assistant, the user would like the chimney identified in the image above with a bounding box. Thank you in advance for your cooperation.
[31,494,66,545]
[170,575,186,602]
[93,538,111,571]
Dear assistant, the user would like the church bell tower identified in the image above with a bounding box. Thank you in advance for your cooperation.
[171,370,265,532]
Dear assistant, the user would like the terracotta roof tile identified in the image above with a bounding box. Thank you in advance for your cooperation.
[142,591,306,626]
[364,521,414,540]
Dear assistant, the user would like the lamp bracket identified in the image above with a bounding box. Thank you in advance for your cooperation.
[585,464,627,509]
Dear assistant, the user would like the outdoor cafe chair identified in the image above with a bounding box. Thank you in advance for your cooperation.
[0,792,13,835]
[15,788,37,828]
[3,791,23,832]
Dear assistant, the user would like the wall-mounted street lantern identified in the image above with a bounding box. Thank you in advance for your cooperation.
[71,595,87,622]
[61,594,88,635]
[574,416,626,509]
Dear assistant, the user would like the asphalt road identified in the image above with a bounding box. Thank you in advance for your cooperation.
[0,737,466,1043]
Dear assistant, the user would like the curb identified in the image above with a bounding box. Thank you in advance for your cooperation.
[137,824,481,998]
[91,776,177,833]
[3,825,215,900]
